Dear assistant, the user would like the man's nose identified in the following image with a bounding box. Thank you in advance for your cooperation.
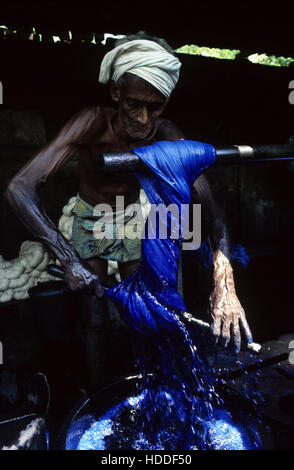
[136,106,149,125]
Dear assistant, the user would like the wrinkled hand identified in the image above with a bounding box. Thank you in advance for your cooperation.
[209,284,252,352]
[63,259,104,298]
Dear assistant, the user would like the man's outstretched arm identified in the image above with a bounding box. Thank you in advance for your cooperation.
[5,106,104,297]
[192,174,252,352]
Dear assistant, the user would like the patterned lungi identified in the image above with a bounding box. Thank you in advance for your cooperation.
[71,190,150,262]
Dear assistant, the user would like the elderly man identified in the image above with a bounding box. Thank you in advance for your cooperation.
[5,32,252,353]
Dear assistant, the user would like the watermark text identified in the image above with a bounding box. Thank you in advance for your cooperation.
[93,197,202,251]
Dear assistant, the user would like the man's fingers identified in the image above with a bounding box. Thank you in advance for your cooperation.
[221,319,231,347]
[239,309,253,344]
[95,282,104,298]
[91,278,104,298]
[87,277,104,298]
[210,314,221,343]
[231,322,241,353]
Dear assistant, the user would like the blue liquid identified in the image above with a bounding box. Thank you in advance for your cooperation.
[67,388,261,450]
[65,326,264,450]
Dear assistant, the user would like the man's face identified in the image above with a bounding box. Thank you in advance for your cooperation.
[112,74,169,140]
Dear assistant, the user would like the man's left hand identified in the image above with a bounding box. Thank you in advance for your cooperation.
[209,250,252,352]
[209,284,252,352]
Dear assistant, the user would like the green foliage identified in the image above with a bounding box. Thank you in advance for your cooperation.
[247,53,294,67]
[175,44,240,60]
[175,44,294,68]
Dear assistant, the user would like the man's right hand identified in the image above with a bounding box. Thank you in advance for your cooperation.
[63,259,104,298]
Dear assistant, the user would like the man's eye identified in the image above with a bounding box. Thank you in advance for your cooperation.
[147,102,165,112]
[127,99,141,109]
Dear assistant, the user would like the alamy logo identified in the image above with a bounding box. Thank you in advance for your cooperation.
[289,80,294,105]
[93,197,202,251]
[0,81,2,104]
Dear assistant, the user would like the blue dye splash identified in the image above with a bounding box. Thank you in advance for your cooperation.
[206,408,254,450]
[70,140,264,450]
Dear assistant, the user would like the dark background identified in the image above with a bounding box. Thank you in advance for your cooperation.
[0,0,293,449]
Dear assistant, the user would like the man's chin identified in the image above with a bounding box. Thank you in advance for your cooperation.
[127,126,154,140]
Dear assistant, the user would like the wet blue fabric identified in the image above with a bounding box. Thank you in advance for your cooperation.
[106,140,216,333]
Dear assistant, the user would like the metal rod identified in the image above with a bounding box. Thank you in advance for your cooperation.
[220,352,289,381]
[100,143,294,172]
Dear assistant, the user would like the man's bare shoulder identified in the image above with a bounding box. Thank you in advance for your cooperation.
[69,105,116,145]
[156,118,185,141]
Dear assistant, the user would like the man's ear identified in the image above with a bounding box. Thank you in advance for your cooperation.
[110,81,120,102]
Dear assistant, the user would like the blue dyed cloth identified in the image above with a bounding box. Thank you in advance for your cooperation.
[106,140,216,333]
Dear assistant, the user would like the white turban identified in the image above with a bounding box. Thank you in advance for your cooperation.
[99,39,181,98]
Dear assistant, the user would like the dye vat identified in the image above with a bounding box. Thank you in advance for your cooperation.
[57,375,271,451]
